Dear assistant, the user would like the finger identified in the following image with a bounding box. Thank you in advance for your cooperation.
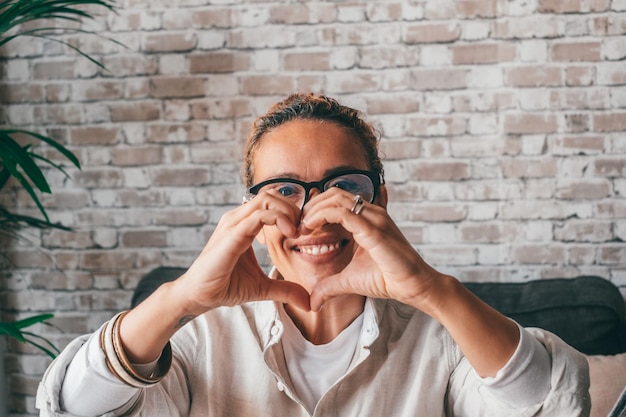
[262,279,311,311]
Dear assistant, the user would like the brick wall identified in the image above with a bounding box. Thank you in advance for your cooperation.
[1,0,625,414]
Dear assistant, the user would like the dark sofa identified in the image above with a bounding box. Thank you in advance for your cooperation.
[133,267,626,417]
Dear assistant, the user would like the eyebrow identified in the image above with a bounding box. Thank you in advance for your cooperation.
[261,165,362,182]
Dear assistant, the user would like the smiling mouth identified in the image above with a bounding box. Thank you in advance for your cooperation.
[294,240,348,256]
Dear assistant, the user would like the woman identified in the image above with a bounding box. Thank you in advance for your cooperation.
[37,93,589,416]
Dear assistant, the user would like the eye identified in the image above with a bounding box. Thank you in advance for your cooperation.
[265,183,304,199]
[331,179,360,193]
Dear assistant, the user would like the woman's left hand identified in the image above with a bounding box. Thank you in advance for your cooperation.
[300,188,448,313]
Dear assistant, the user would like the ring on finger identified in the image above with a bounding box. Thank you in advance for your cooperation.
[350,194,365,215]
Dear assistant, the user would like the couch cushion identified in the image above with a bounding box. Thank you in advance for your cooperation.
[463,276,626,355]
[587,353,626,417]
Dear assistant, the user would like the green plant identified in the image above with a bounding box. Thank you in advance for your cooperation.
[0,0,118,357]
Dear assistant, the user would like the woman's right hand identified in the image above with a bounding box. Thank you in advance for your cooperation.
[119,191,309,363]
[172,190,311,317]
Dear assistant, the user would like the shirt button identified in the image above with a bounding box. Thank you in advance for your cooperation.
[271,325,281,336]
[277,381,285,391]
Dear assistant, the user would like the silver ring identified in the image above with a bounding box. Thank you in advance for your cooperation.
[350,194,365,215]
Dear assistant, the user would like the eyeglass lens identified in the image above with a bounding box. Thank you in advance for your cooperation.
[260,173,375,209]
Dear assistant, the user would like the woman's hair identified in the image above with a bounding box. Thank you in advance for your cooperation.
[242,93,383,187]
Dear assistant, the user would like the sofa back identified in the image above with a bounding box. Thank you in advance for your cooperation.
[463,276,626,355]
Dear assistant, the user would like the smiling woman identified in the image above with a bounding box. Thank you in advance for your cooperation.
[36,93,590,417]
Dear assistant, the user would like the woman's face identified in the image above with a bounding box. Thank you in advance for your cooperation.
[251,119,384,292]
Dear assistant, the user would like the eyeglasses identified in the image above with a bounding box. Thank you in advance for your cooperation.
[245,169,384,210]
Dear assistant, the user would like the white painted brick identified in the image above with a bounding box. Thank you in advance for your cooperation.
[519,40,549,63]
[506,0,538,16]
[92,228,118,248]
[525,221,554,241]
[521,135,548,155]
[197,32,226,50]
[468,67,503,88]
[425,224,458,243]
[423,93,452,114]
[518,89,549,111]
[158,55,189,75]
[467,202,499,220]
[123,167,151,188]
[419,45,452,66]
[468,113,499,135]
[401,3,424,20]
[330,47,358,70]
[461,21,491,41]
[603,37,626,61]
[477,244,511,265]
[613,0,626,11]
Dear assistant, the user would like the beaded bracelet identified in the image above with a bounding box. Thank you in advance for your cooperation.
[99,310,172,388]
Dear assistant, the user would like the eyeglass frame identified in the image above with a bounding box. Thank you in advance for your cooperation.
[244,169,385,210]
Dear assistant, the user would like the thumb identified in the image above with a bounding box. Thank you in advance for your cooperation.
[309,274,351,312]
[263,279,311,312]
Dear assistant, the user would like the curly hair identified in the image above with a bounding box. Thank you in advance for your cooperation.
[242,93,383,187]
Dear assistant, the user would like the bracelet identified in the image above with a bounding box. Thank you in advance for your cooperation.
[99,311,172,388]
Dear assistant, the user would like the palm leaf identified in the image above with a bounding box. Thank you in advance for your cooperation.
[0,315,59,359]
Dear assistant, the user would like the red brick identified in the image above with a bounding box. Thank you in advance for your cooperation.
[72,80,124,102]
[593,158,626,176]
[565,66,594,86]
[41,229,93,249]
[409,161,470,181]
[596,201,626,218]
[411,68,468,90]
[502,159,558,178]
[504,114,558,134]
[404,23,461,43]
[110,102,161,122]
[143,32,196,53]
[151,166,211,186]
[406,115,467,136]
[33,60,75,79]
[151,208,208,226]
[118,189,166,207]
[192,8,234,28]
[461,222,521,243]
[284,52,330,71]
[452,44,517,65]
[121,230,168,247]
[359,46,418,69]
[45,84,70,102]
[553,135,605,154]
[0,83,44,103]
[73,168,123,188]
[555,220,613,242]
[366,95,420,114]
[405,204,467,222]
[598,246,626,264]
[112,146,162,166]
[552,42,601,62]
[190,142,242,163]
[189,52,250,73]
[240,75,296,95]
[191,98,252,120]
[102,55,159,77]
[149,77,205,98]
[81,251,136,271]
[145,124,206,143]
[513,244,566,264]
[69,126,120,146]
[457,0,500,17]
[270,4,310,24]
[594,113,626,132]
[505,66,562,87]
[379,140,422,159]
[538,0,610,13]
[556,179,612,199]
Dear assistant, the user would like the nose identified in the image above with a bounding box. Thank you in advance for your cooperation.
[300,185,324,209]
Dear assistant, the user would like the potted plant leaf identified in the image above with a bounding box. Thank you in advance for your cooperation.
[0,0,119,395]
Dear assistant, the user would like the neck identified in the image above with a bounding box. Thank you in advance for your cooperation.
[284,294,365,345]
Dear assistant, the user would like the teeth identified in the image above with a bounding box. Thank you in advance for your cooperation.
[299,242,341,255]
